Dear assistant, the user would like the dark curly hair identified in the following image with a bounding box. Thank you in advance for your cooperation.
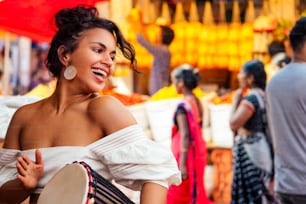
[46,5,136,78]
[243,60,266,90]
[173,64,200,90]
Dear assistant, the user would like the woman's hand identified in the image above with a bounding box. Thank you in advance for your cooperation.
[232,88,244,110]
[16,149,44,190]
[180,166,188,180]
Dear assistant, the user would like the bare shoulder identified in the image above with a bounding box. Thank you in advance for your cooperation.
[14,99,43,120]
[7,100,43,129]
[3,100,42,149]
[87,95,137,134]
[88,95,124,111]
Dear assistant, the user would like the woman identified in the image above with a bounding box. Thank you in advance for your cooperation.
[0,6,181,204]
[230,60,274,204]
[167,64,212,204]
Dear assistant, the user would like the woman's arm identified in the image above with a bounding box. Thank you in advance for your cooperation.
[176,112,190,180]
[0,149,44,204]
[89,96,177,203]
[0,178,32,203]
[140,182,167,204]
[231,88,243,114]
[112,181,167,204]
[136,34,160,55]
[0,108,44,203]
[230,101,253,131]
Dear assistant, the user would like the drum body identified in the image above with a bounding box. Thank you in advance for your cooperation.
[37,161,134,204]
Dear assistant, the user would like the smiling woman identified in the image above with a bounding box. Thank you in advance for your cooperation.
[0,5,181,204]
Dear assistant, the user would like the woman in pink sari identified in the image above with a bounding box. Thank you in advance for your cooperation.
[167,64,212,204]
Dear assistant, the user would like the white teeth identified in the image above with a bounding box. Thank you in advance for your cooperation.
[92,68,107,77]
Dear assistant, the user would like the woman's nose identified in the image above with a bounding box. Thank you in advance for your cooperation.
[102,54,114,67]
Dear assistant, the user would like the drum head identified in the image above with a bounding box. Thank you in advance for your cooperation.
[37,163,89,204]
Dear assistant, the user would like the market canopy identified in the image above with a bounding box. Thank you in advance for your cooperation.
[0,0,107,42]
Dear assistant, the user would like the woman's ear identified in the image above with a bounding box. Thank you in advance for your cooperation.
[57,45,70,66]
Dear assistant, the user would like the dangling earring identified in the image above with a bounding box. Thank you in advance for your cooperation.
[64,65,77,80]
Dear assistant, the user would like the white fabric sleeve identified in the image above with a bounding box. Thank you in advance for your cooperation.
[88,125,181,191]
[145,180,169,189]
[0,148,20,187]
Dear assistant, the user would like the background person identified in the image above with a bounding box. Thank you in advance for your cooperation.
[265,40,286,81]
[230,60,275,204]
[266,16,306,204]
[136,25,175,96]
[0,5,181,204]
[28,47,52,92]
[277,55,291,68]
[167,64,212,204]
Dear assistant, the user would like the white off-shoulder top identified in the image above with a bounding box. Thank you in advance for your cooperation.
[0,125,181,193]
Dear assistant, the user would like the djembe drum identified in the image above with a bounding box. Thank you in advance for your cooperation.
[37,161,135,204]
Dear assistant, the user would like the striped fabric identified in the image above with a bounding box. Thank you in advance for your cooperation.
[87,125,146,155]
[0,148,20,165]
[231,135,263,204]
[77,161,135,204]
[231,134,270,204]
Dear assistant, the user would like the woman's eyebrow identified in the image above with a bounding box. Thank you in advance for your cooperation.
[90,42,116,54]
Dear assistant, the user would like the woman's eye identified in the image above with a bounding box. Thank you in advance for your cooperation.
[93,48,102,53]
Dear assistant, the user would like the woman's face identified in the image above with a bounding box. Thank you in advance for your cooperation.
[237,69,249,89]
[171,73,183,94]
[67,28,116,93]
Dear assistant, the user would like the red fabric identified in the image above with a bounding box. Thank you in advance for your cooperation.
[240,100,255,113]
[0,0,106,42]
[167,97,212,204]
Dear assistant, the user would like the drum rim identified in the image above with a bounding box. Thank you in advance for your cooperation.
[37,163,89,204]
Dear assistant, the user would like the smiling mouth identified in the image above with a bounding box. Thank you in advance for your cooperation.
[92,68,107,78]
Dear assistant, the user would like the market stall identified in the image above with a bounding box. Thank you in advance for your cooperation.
[129,0,296,93]
[125,1,297,203]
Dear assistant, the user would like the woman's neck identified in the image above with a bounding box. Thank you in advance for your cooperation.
[50,80,96,114]
[183,90,194,97]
